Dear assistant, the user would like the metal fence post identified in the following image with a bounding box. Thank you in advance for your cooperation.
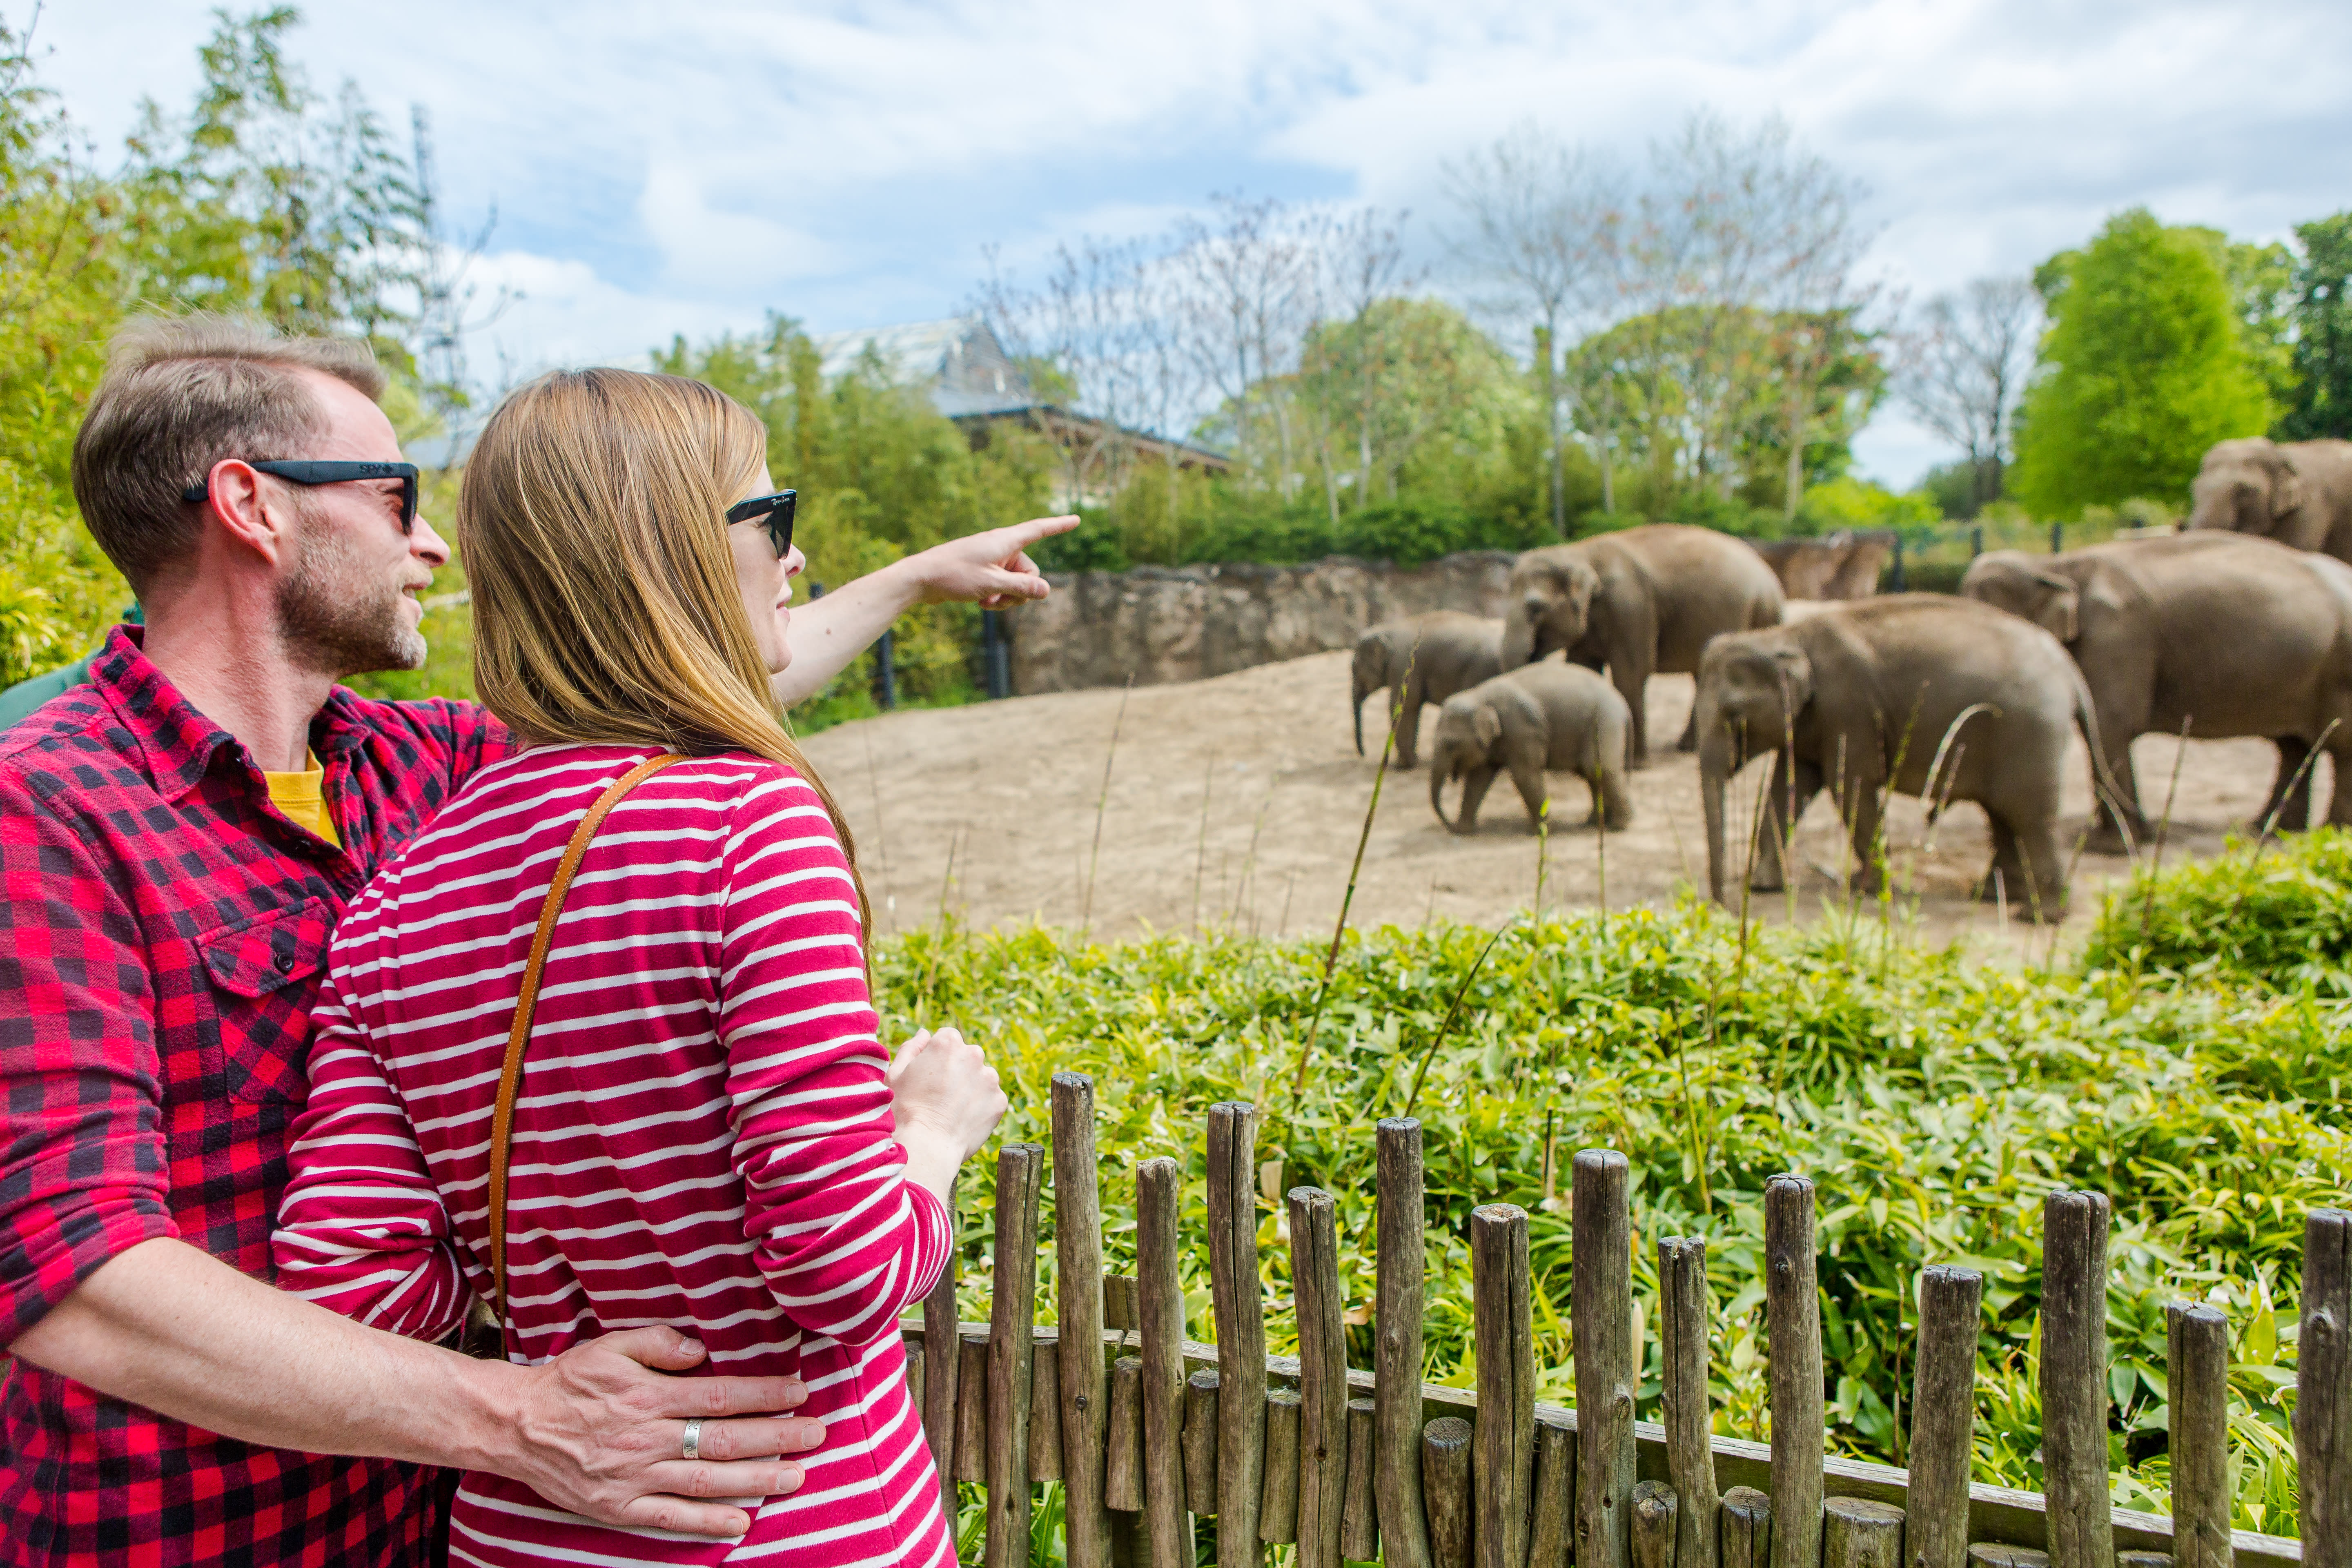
[875,629,897,710]
[1970,525,1983,559]
[982,609,1010,700]
[2049,521,2063,555]
[1889,534,1907,592]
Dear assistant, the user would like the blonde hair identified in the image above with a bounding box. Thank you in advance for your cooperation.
[459,368,863,913]
[74,313,387,592]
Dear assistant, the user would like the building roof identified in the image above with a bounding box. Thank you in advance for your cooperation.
[806,314,1042,419]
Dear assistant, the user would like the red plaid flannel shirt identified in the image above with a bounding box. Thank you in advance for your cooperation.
[0,627,510,1566]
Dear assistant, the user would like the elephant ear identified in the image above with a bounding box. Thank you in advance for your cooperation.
[2273,456,2306,521]
[1472,705,1503,750]
[2030,573,2082,643]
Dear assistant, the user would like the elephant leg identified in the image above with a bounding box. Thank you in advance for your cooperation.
[2324,735,2352,829]
[1986,808,2068,922]
[2264,736,2315,831]
[1613,648,1655,768]
[1391,684,1423,769]
[1507,751,1550,831]
[2083,720,2147,855]
[1976,817,2022,906]
[1751,753,1825,893]
[1588,759,1634,831]
[1453,765,1499,833]
[1839,757,1889,896]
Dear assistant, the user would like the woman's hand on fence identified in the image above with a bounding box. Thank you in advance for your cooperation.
[908,515,1079,608]
[887,1027,1008,1201]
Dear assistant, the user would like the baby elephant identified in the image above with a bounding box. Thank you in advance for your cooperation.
[1429,664,1635,834]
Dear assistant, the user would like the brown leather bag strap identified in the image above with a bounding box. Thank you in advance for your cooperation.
[486,753,684,1340]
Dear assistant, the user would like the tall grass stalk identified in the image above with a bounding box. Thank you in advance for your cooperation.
[1079,676,1134,942]
[1231,775,1276,930]
[1190,749,1215,935]
[1287,647,1415,1102]
[861,725,894,933]
[2139,717,2193,936]
[1400,916,1518,1120]
[919,826,963,1016]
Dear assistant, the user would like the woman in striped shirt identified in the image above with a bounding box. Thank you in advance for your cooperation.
[272,368,1007,1566]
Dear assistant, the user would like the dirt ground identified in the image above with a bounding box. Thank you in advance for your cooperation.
[803,644,2321,957]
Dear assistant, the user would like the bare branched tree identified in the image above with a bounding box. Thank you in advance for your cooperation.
[1444,122,1623,536]
[1896,277,2040,510]
[1171,194,1321,492]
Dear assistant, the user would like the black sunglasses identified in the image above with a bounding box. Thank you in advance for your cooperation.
[183,460,421,534]
[725,488,797,559]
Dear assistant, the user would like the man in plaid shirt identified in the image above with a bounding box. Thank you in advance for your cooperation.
[0,316,1073,1565]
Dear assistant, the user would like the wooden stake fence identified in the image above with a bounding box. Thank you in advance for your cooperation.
[911,1085,2341,1568]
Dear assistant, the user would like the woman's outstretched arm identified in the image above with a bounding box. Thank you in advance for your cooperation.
[771,514,1077,707]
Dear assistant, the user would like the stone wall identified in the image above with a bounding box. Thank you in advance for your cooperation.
[1008,551,1519,694]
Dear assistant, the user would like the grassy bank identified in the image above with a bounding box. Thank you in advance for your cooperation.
[883,831,2352,1541]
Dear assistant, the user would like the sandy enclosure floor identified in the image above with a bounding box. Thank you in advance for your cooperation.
[804,646,2319,957]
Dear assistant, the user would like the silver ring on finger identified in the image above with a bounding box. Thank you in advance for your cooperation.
[682,1417,703,1462]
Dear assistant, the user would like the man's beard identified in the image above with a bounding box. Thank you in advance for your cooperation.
[275,509,428,679]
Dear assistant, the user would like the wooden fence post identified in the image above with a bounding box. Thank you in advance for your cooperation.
[1263,1389,1303,1544]
[986,1143,1045,1568]
[1473,1203,1535,1568]
[2302,1208,2352,1567]
[1424,1416,1477,1568]
[1765,1174,1824,1568]
[1575,1150,1637,1568]
[1719,1488,1771,1568]
[1343,1399,1381,1563]
[1136,1156,1194,1568]
[1034,1352,1064,1480]
[1631,1481,1679,1568]
[2040,1190,2115,1568]
[922,1174,959,1487]
[1821,1498,1904,1568]
[1293,1187,1349,1568]
[2165,1301,2230,1568]
[1528,1422,1576,1568]
[1107,1356,1146,1511]
[955,1330,990,1483]
[1658,1236,1718,1568]
[1378,1117,1434,1568]
[1909,1265,1982,1568]
[1184,1369,1222,1517]
[1207,1102,1267,1568]
[1056,1074,1111,1568]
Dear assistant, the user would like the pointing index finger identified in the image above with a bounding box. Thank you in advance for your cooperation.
[999,514,1080,549]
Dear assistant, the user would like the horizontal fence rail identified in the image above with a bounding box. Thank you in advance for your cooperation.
[904,1078,2343,1568]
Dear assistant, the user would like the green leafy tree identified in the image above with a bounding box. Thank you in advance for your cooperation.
[2012,209,2274,518]
[2278,212,2352,441]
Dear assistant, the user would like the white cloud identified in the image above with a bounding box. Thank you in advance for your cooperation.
[32,0,2352,486]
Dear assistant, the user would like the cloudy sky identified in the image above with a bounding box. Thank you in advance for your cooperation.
[29,0,2352,486]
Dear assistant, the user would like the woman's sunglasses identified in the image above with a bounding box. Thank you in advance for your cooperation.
[726,489,797,559]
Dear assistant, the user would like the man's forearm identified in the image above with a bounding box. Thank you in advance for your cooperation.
[774,559,925,708]
[9,1236,511,1469]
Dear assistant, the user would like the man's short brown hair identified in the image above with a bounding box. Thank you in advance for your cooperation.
[70,314,388,593]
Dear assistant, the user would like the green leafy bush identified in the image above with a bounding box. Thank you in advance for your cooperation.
[881,895,2343,1537]
[2087,829,2352,993]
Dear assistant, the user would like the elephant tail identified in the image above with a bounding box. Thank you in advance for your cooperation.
[1353,681,1367,755]
[2069,666,2133,849]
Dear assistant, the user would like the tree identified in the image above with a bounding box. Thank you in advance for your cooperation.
[1443,123,1620,535]
[1895,276,2039,513]
[2012,209,2273,518]
[2278,212,2352,441]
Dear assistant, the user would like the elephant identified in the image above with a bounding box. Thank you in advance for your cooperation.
[2186,437,2352,563]
[1749,532,1891,601]
[1693,595,2121,921]
[1961,533,2352,844]
[1500,523,1785,766]
[1350,611,1505,768]
[1428,663,1634,834]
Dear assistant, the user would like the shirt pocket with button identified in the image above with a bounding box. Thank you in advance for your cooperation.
[200,898,334,1107]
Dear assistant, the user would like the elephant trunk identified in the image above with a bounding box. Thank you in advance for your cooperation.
[1499,611,1538,669]
[1428,747,1456,829]
[1352,677,1368,756]
[1698,726,1735,906]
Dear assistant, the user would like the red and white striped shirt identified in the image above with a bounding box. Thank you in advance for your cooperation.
[272,745,953,1568]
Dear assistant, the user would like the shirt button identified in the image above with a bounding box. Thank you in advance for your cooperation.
[274,951,295,974]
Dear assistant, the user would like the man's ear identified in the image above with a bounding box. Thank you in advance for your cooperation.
[198,460,295,568]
